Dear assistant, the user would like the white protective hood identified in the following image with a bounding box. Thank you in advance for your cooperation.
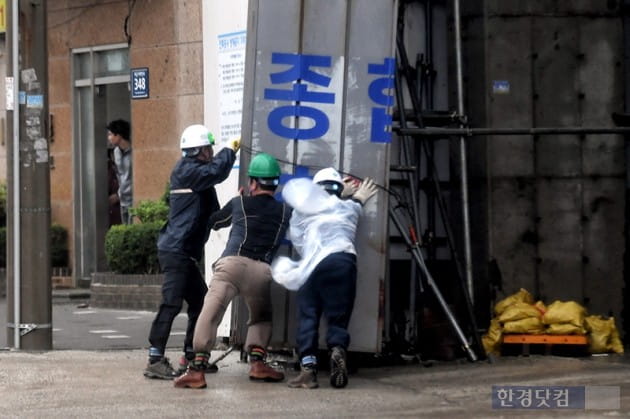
[272,177,362,291]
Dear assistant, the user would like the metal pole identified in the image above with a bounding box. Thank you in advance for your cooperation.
[11,0,21,350]
[9,0,52,350]
[452,0,474,303]
[398,126,630,136]
[390,208,477,362]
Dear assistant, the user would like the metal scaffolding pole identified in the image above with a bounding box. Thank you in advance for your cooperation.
[452,0,475,304]
[397,126,630,136]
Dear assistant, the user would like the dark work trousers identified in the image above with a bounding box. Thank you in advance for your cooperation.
[296,252,357,358]
[148,251,208,356]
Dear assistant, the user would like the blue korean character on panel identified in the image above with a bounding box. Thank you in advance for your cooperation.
[367,57,395,143]
[264,53,335,140]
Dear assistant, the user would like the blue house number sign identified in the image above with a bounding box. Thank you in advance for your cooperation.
[131,67,149,99]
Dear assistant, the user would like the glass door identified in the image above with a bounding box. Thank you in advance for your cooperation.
[72,45,130,285]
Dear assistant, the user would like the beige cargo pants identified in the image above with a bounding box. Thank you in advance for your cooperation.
[192,256,273,353]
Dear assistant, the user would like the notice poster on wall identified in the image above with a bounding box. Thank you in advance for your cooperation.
[218,30,246,151]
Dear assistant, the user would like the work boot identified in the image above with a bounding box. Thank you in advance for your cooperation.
[143,357,178,380]
[173,367,207,389]
[248,360,285,382]
[288,365,318,389]
[329,346,348,388]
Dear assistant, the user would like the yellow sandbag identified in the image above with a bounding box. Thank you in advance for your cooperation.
[609,322,624,354]
[482,319,503,356]
[503,317,544,334]
[546,323,586,335]
[494,288,534,316]
[585,315,624,354]
[533,300,547,314]
[542,300,586,327]
[585,315,610,353]
[497,302,542,323]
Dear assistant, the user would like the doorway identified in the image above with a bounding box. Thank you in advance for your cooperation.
[72,44,130,285]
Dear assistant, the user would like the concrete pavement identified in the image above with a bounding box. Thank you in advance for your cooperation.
[2,295,630,417]
[0,348,629,418]
[0,296,188,350]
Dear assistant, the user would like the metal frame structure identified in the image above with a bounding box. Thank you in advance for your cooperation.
[390,0,482,361]
[390,0,630,361]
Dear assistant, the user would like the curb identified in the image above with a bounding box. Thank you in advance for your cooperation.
[52,289,91,304]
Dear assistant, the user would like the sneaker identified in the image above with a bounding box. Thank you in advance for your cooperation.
[177,355,219,375]
[143,357,178,380]
[249,360,285,382]
[329,346,348,388]
[288,365,318,389]
[173,368,206,389]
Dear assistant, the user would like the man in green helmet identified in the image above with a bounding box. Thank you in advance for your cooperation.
[174,152,292,389]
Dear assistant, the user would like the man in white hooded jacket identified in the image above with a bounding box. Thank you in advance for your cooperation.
[272,168,377,389]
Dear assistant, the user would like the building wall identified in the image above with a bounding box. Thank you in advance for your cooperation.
[47,0,203,267]
[463,1,625,329]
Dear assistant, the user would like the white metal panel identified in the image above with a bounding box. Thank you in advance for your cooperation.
[341,0,396,352]
[202,0,249,338]
[241,0,397,352]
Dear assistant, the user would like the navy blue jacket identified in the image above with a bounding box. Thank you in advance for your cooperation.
[209,194,291,264]
[157,148,236,261]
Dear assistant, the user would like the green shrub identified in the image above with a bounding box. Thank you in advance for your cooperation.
[0,224,67,268]
[0,227,5,268]
[129,199,169,224]
[0,183,6,228]
[105,222,162,274]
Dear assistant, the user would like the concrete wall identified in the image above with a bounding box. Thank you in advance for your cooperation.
[47,0,203,268]
[463,1,625,329]
[90,273,162,311]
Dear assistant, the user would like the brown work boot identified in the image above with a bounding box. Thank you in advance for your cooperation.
[173,368,207,389]
[288,365,318,389]
[248,360,285,382]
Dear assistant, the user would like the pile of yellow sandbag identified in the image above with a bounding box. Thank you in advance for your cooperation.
[482,288,624,356]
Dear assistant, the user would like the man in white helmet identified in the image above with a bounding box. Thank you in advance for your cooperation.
[144,124,240,380]
[272,167,377,390]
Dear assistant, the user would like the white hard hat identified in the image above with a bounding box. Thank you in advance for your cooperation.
[313,167,343,197]
[180,124,215,149]
[313,167,342,185]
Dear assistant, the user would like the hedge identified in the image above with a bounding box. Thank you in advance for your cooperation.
[0,223,68,268]
[105,221,163,274]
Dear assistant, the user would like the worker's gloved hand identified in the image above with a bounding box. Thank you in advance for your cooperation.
[230,138,241,152]
[340,176,359,198]
[352,177,377,205]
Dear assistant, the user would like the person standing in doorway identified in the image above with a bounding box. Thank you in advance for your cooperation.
[107,119,133,224]
[143,124,239,380]
[107,144,122,227]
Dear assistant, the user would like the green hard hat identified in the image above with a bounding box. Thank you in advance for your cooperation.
[248,153,281,178]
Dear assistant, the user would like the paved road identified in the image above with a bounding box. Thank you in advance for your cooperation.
[0,297,187,351]
[0,348,628,418]
[2,297,630,417]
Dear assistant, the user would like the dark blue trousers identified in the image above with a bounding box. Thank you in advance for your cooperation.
[148,251,208,356]
[296,252,357,358]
